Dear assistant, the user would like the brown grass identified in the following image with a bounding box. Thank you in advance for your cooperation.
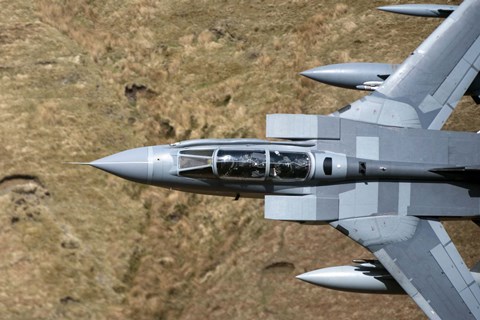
[0,0,472,319]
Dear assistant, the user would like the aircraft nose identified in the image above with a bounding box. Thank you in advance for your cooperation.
[89,146,153,183]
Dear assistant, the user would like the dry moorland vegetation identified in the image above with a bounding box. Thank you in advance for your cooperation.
[0,0,476,319]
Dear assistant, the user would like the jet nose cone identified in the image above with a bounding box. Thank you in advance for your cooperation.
[89,147,152,183]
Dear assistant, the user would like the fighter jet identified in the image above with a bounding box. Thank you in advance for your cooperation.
[83,1,480,319]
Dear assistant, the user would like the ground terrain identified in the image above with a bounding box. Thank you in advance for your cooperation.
[0,0,477,319]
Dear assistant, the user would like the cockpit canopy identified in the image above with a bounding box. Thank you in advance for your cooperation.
[178,149,311,181]
[216,150,266,179]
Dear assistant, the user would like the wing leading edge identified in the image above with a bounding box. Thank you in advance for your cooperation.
[336,0,480,130]
[331,216,480,320]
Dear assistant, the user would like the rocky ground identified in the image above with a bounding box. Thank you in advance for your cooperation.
[0,0,476,319]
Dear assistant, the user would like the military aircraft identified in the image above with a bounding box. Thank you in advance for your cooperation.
[81,0,480,318]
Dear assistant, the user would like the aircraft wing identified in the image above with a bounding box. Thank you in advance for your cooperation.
[336,0,480,130]
[331,216,480,319]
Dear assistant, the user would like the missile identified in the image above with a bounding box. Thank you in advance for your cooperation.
[377,4,457,18]
[297,260,480,294]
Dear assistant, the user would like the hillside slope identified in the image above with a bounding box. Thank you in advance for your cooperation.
[0,0,477,319]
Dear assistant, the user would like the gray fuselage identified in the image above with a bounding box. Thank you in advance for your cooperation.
[89,117,480,221]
